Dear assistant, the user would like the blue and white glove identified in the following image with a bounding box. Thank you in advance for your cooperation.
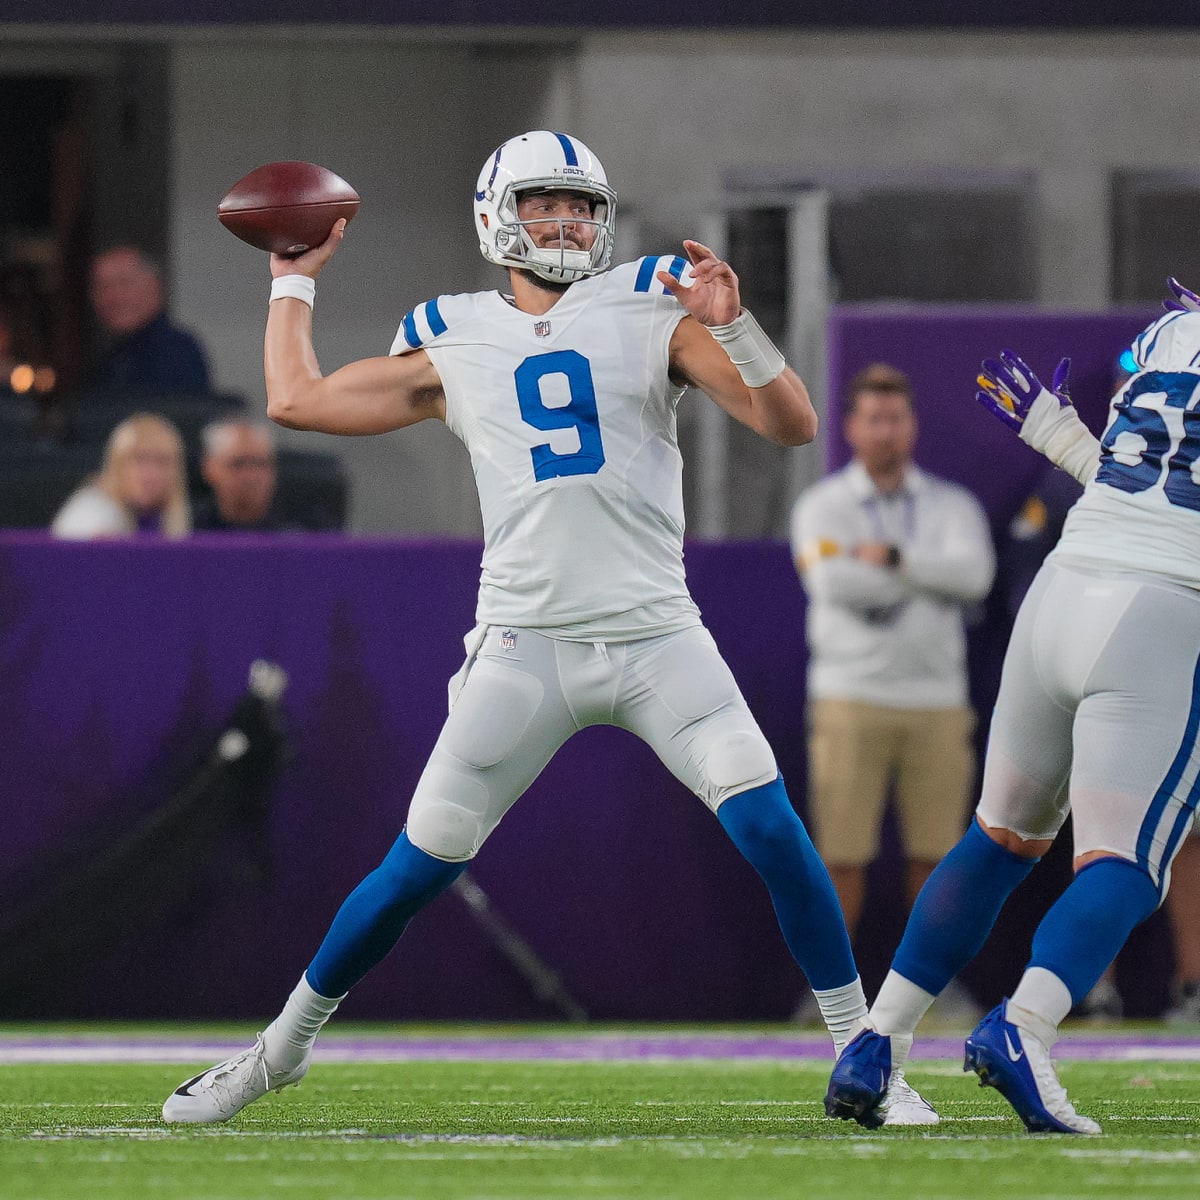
[976,349,1071,433]
[1164,277,1200,314]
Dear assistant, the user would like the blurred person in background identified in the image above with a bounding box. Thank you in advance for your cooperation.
[51,411,190,539]
[193,416,291,533]
[790,363,995,1021]
[87,245,211,395]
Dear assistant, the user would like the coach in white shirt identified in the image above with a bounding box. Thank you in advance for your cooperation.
[790,362,995,947]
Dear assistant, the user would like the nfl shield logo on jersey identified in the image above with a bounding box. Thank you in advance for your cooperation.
[533,320,552,338]
[500,629,518,650]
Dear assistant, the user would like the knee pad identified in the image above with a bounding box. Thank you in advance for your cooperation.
[704,727,777,808]
[406,763,492,862]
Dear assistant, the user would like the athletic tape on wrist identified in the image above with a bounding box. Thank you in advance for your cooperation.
[270,275,316,309]
[1019,388,1100,485]
[706,309,786,388]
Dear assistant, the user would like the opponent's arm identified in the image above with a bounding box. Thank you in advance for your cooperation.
[660,241,817,447]
[264,220,446,435]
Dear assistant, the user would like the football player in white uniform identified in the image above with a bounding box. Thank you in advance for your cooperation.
[163,130,904,1124]
[826,279,1200,1135]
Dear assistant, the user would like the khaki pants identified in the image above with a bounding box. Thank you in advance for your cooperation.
[807,697,975,867]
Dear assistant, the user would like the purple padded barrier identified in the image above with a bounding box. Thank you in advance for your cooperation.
[826,304,1159,528]
[1,299,1181,1024]
[0,534,811,1022]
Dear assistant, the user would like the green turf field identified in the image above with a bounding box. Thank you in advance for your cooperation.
[3,1032,1199,1199]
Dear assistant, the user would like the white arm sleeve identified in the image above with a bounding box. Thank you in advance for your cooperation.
[1018,388,1101,486]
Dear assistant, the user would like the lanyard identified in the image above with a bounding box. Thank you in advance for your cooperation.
[861,489,917,547]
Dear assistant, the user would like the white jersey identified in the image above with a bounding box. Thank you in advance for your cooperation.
[391,256,701,640]
[1052,310,1200,590]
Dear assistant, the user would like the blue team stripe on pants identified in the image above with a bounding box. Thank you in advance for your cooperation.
[1137,649,1200,888]
[552,132,579,166]
[425,298,447,337]
[401,311,421,349]
[634,256,660,292]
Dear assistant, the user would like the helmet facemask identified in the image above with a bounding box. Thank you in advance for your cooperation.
[497,188,614,284]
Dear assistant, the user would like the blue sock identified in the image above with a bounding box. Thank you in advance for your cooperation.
[306,830,467,998]
[717,777,856,991]
[1029,857,1159,1005]
[893,820,1038,995]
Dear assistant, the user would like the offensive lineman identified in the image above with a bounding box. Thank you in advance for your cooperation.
[162,131,933,1125]
[826,280,1200,1134]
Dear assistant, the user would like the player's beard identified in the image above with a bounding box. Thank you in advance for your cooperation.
[515,268,574,296]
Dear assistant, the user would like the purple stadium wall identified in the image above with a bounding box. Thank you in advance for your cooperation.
[0,303,1177,1022]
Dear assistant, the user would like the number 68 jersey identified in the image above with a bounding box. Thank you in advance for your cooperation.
[391,256,704,641]
[1054,310,1200,590]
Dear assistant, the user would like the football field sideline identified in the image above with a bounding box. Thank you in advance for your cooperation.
[3,1024,1199,1064]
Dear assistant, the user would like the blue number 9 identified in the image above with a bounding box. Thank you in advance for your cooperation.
[515,350,606,481]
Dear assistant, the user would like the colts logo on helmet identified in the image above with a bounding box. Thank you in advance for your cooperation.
[533,320,552,338]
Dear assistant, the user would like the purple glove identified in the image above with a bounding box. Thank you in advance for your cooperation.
[976,349,1071,433]
[1164,277,1200,314]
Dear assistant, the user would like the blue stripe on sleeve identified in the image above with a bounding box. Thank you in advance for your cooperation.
[633,256,659,293]
[552,132,579,166]
[426,298,448,337]
[666,256,686,281]
[401,310,421,349]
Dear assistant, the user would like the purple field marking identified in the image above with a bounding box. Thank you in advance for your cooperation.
[1,1030,1199,1065]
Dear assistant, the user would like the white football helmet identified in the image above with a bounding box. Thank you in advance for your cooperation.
[474,130,617,283]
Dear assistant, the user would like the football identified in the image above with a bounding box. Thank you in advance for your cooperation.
[217,161,360,256]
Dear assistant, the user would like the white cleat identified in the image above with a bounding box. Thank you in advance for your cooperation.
[878,1069,940,1126]
[162,1034,309,1124]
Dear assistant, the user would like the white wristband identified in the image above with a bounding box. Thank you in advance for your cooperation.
[269,274,316,309]
[1019,388,1100,486]
[706,308,786,389]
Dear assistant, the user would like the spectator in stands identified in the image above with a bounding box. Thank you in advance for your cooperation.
[51,412,190,539]
[193,417,292,532]
[87,245,211,394]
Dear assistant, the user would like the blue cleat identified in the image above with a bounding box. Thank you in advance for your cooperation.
[825,1027,893,1128]
[963,1002,1100,1134]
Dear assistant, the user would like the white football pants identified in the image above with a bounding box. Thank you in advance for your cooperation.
[977,560,1200,891]
[405,623,779,861]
